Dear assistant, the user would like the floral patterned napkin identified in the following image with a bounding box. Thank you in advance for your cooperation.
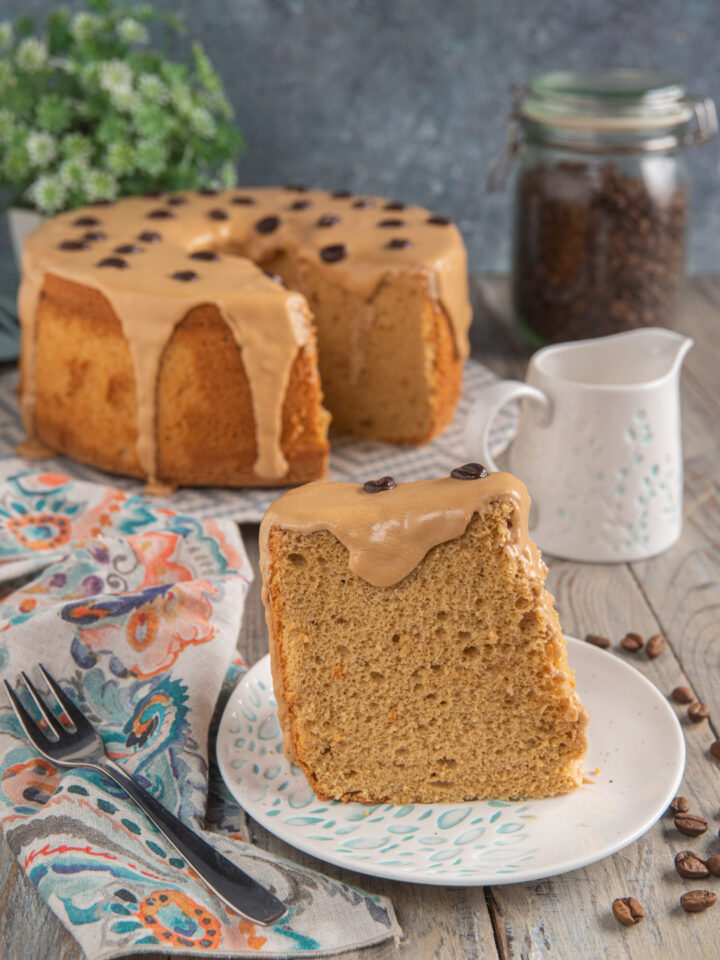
[0,465,401,959]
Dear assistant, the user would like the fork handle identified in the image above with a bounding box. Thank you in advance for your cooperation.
[90,759,287,926]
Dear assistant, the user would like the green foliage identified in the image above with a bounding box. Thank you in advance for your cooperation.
[0,1,243,212]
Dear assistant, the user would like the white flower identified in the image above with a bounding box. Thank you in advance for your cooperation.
[110,88,135,113]
[117,17,148,45]
[26,131,57,167]
[189,106,216,139]
[135,137,167,176]
[170,84,193,117]
[70,12,101,43]
[85,168,118,201]
[219,160,237,187]
[0,21,13,51]
[99,59,133,98]
[59,156,89,188]
[138,73,168,104]
[130,99,170,140]
[105,142,135,175]
[36,94,71,134]
[28,174,67,214]
[16,37,48,73]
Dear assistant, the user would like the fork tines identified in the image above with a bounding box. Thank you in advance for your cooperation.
[4,665,88,744]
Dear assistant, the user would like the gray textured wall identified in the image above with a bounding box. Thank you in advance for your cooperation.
[3,0,720,273]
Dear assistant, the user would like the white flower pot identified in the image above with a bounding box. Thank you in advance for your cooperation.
[8,207,44,266]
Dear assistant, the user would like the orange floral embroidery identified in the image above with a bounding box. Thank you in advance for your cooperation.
[7,514,71,550]
[138,890,222,949]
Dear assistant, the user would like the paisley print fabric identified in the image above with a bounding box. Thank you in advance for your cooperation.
[0,465,400,958]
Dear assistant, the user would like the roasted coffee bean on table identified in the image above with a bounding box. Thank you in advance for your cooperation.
[584,633,611,649]
[710,739,720,760]
[706,854,720,877]
[688,702,711,723]
[646,633,666,658]
[668,795,690,815]
[611,896,644,927]
[671,686,695,704]
[674,850,710,879]
[674,812,709,837]
[679,890,717,914]
[620,632,644,652]
[514,161,687,343]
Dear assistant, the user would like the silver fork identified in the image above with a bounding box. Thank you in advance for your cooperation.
[4,665,287,926]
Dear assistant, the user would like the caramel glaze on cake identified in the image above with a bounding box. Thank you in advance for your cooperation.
[260,473,589,804]
[18,188,472,490]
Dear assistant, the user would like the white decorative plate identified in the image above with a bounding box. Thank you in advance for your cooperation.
[217,638,685,885]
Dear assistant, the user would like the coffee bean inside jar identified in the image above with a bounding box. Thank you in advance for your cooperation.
[492,70,717,344]
[514,160,688,342]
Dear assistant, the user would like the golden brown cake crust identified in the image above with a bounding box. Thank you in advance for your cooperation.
[261,474,589,804]
[425,290,463,443]
[18,187,472,489]
[30,274,329,487]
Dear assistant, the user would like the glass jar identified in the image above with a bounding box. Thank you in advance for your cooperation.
[494,70,717,344]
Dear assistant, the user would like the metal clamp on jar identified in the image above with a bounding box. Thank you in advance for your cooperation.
[490,70,717,344]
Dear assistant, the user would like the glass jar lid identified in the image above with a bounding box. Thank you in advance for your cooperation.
[488,69,717,189]
[521,70,695,132]
[516,68,718,151]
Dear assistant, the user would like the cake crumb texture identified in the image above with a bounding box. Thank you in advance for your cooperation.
[264,497,589,804]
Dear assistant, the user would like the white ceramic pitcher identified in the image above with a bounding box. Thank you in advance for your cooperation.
[465,328,693,562]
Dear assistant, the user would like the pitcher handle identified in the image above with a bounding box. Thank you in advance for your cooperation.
[465,380,551,473]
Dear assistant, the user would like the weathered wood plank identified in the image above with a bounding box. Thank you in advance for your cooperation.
[491,555,720,959]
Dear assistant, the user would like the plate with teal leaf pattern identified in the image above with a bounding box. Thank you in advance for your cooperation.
[217,638,684,885]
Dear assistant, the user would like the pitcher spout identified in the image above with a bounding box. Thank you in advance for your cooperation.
[636,327,693,380]
[530,326,693,388]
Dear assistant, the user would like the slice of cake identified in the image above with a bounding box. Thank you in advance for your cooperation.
[260,467,588,804]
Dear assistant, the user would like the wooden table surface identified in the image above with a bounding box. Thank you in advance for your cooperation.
[2,276,719,960]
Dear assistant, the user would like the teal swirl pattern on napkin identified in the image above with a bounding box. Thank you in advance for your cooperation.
[0,465,400,958]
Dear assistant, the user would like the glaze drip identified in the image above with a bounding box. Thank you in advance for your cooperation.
[260,473,543,588]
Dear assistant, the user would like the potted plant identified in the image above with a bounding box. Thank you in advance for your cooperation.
[0,0,243,263]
